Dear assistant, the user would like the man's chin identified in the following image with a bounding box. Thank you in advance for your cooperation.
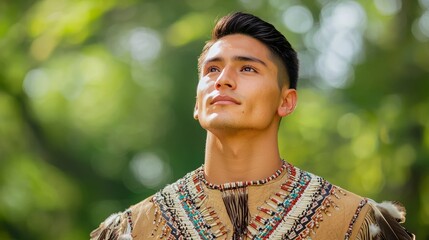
[200,120,240,131]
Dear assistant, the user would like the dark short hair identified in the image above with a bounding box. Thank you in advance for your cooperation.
[198,12,299,89]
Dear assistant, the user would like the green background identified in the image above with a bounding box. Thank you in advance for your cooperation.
[1,0,428,239]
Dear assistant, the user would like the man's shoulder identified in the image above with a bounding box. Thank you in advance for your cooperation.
[297,165,414,239]
[292,164,366,205]
[293,165,368,219]
[128,168,198,217]
[90,168,200,240]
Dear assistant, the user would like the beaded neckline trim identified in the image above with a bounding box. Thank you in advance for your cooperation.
[198,160,287,190]
[151,162,353,239]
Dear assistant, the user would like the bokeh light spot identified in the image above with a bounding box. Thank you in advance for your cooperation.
[130,153,171,189]
[337,113,362,138]
[127,28,162,63]
[374,0,402,16]
[419,0,429,9]
[418,11,429,38]
[282,5,314,34]
[323,1,366,30]
[167,13,209,46]
[352,131,378,158]
[316,51,353,88]
[23,69,50,98]
[394,144,416,167]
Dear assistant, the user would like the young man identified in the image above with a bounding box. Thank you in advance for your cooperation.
[91,12,414,240]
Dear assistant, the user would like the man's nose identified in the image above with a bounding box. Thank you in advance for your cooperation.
[215,68,236,90]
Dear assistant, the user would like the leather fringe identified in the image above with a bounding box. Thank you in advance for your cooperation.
[221,186,250,240]
[355,208,376,240]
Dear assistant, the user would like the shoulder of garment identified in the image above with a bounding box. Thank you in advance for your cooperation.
[353,198,415,240]
[90,195,156,240]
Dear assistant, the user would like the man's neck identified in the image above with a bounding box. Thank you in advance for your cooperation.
[203,129,283,185]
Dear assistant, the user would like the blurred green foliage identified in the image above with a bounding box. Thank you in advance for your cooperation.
[1,0,428,239]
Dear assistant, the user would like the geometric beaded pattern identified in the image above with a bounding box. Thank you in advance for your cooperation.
[153,171,223,239]
[151,163,347,239]
[199,161,288,190]
[344,198,368,240]
[246,164,339,240]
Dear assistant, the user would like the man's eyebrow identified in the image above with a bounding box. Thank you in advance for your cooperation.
[202,55,267,66]
[203,57,223,66]
[233,56,267,66]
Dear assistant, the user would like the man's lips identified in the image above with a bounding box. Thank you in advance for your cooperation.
[210,95,240,105]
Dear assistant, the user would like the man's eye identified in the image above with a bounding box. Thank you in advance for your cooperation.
[242,66,255,72]
[208,66,219,72]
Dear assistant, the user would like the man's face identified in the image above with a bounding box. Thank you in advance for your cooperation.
[194,34,293,134]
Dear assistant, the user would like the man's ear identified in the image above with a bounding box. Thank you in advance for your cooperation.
[278,88,297,117]
[193,102,199,120]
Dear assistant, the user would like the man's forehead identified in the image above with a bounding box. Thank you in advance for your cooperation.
[203,34,272,62]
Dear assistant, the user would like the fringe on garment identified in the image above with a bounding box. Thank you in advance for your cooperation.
[355,200,415,240]
[221,186,250,239]
[90,210,133,240]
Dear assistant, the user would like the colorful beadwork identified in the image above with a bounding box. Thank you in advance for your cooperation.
[125,209,133,232]
[344,198,368,240]
[199,160,288,190]
[150,162,354,239]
